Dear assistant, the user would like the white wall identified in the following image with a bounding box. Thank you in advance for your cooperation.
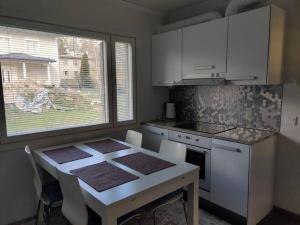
[167,0,300,216]
[0,0,168,224]
[272,0,300,216]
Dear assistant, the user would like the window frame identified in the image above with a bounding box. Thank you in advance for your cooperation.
[111,35,137,127]
[24,38,41,54]
[0,19,132,144]
[0,35,11,53]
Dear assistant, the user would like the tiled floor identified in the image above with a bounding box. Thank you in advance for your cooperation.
[23,201,230,225]
[22,202,300,225]
[257,211,300,225]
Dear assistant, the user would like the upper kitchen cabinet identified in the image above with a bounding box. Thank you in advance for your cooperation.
[152,29,182,86]
[226,5,285,85]
[182,17,228,79]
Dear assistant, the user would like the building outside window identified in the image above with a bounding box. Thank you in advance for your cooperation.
[0,36,10,53]
[26,39,40,54]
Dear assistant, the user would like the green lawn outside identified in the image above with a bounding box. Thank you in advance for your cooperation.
[6,109,105,135]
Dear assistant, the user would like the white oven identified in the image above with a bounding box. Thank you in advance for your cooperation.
[168,130,211,192]
[185,144,211,191]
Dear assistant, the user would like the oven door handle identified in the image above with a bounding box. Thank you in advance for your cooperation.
[187,147,209,155]
[198,150,208,155]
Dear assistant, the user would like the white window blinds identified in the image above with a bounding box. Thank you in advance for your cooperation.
[114,41,134,122]
[0,26,108,136]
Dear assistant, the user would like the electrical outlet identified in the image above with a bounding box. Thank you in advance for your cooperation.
[293,117,298,126]
[282,116,299,127]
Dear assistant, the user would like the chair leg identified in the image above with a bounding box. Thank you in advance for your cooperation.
[152,210,157,225]
[64,216,71,225]
[35,200,41,225]
[135,217,141,225]
[43,205,50,225]
[181,199,188,225]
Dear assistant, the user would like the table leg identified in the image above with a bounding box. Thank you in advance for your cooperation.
[102,214,118,225]
[187,173,199,225]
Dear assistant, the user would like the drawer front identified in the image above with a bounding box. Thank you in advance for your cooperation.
[169,130,211,149]
[142,125,168,137]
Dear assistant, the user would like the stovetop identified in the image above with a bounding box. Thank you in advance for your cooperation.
[175,122,235,134]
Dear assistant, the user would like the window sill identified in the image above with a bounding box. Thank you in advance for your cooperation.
[0,123,140,152]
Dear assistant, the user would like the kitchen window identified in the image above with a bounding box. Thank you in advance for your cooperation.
[112,36,136,125]
[0,24,136,141]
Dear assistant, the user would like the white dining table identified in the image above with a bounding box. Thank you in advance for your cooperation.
[33,138,199,225]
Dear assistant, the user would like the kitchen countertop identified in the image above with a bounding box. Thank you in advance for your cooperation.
[142,120,276,145]
[142,120,215,138]
[214,127,276,145]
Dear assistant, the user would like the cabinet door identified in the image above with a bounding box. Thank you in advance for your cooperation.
[211,139,250,217]
[182,18,228,78]
[226,6,270,85]
[152,30,182,86]
[141,125,168,152]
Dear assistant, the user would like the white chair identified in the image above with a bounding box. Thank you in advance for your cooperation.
[56,168,142,225]
[125,130,143,147]
[150,140,188,225]
[159,139,187,162]
[25,146,62,225]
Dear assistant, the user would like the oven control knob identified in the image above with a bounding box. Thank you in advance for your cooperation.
[178,134,182,138]
[186,136,190,140]
[196,138,199,142]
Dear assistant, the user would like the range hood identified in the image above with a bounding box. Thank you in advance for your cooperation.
[175,74,226,86]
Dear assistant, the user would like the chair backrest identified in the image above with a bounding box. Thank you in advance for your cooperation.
[125,130,143,147]
[159,140,187,162]
[25,146,42,199]
[56,168,88,225]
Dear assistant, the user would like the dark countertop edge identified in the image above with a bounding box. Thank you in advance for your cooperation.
[142,120,277,145]
[212,132,277,145]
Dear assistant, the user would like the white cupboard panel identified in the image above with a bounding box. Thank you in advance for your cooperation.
[152,30,182,86]
[226,7,270,85]
[183,18,228,78]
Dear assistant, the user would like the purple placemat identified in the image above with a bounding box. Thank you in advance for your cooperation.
[113,152,176,175]
[85,139,130,154]
[43,146,92,164]
[71,162,139,192]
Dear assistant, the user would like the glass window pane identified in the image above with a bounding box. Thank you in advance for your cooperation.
[115,41,133,122]
[0,26,108,136]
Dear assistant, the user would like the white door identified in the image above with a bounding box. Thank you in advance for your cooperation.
[182,17,228,79]
[211,139,250,217]
[226,6,270,85]
[152,29,182,86]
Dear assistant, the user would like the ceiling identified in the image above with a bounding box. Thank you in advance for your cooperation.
[122,0,209,13]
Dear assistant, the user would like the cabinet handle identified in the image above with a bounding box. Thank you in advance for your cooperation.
[194,65,215,70]
[213,144,242,153]
[225,75,258,81]
[147,130,165,136]
[182,74,215,80]
[158,81,175,85]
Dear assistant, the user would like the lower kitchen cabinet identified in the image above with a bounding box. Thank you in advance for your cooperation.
[141,125,168,152]
[210,140,250,217]
[211,137,276,225]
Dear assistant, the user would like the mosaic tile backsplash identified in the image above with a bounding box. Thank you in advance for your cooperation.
[170,85,283,131]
